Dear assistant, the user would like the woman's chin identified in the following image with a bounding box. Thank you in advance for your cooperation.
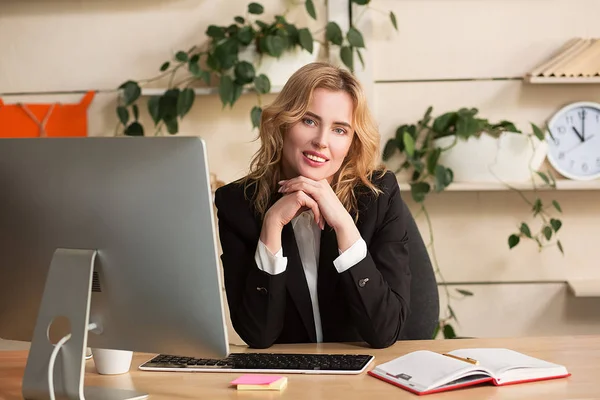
[297,168,329,182]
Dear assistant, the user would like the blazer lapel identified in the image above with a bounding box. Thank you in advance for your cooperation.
[281,223,317,342]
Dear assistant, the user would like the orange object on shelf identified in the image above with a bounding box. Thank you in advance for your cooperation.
[0,91,95,138]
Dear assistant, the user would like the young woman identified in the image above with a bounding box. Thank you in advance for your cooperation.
[214,62,411,349]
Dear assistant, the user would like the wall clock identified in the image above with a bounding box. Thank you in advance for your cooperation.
[546,101,600,180]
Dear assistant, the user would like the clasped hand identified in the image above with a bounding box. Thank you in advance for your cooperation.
[265,176,350,231]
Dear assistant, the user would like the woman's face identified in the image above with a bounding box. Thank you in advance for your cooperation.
[281,88,355,182]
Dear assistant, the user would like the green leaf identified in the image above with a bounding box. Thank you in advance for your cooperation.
[390,11,398,31]
[206,25,226,40]
[434,165,452,192]
[340,46,353,71]
[164,117,178,135]
[351,0,370,4]
[254,74,271,94]
[550,218,562,232]
[356,49,365,69]
[250,106,262,129]
[206,53,220,71]
[124,122,144,136]
[176,88,195,117]
[189,61,202,78]
[382,139,398,161]
[403,131,415,157]
[214,39,239,70]
[234,16,245,24]
[552,200,562,213]
[160,62,170,72]
[536,171,550,185]
[456,288,474,296]
[298,28,314,54]
[443,324,456,339]
[547,169,557,187]
[305,0,317,20]
[248,2,264,14]
[456,115,482,138]
[132,104,139,121]
[410,182,430,203]
[543,226,553,240]
[231,83,243,106]
[531,123,545,141]
[119,81,141,107]
[218,75,234,107]
[448,305,457,321]
[347,27,365,48]
[532,198,543,216]
[426,148,441,174]
[520,223,532,238]
[116,106,129,126]
[508,234,520,249]
[175,51,188,62]
[432,112,457,135]
[490,120,518,133]
[234,61,256,84]
[432,323,440,339]
[236,26,255,46]
[557,240,564,255]
[325,22,343,46]
[147,96,161,125]
[264,35,286,57]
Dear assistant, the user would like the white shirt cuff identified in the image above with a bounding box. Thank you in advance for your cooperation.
[255,240,288,275]
[333,238,367,273]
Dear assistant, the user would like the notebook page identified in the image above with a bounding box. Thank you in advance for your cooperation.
[374,350,490,391]
[448,348,567,382]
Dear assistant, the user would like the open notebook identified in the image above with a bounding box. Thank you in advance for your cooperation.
[368,348,570,395]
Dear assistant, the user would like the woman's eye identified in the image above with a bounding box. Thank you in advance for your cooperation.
[303,118,316,126]
[334,128,346,135]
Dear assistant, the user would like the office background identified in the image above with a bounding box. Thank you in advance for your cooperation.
[1,0,600,349]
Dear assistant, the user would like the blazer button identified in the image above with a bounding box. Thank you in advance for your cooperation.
[256,287,268,295]
[358,278,369,288]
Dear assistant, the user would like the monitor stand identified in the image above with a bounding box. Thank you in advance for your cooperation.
[22,248,148,400]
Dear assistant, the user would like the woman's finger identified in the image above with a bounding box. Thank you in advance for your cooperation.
[298,191,323,230]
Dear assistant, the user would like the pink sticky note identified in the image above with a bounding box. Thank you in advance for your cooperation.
[230,374,284,385]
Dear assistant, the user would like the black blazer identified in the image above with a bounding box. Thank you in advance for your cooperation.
[214,170,411,349]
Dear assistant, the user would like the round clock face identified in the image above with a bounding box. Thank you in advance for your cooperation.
[546,101,600,180]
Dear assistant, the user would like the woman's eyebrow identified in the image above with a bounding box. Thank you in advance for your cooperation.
[305,111,352,129]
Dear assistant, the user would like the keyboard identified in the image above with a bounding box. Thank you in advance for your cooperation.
[139,352,375,375]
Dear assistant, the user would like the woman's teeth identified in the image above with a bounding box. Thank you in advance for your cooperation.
[305,153,326,162]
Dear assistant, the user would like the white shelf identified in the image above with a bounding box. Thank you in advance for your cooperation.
[397,179,600,192]
[526,76,600,84]
[141,86,284,96]
[568,279,600,297]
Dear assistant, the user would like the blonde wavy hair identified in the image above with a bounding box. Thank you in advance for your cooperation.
[243,62,385,219]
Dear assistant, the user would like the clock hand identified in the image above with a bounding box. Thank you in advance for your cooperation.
[572,126,584,142]
[581,109,586,141]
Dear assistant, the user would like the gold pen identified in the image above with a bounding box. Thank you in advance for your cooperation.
[442,353,479,365]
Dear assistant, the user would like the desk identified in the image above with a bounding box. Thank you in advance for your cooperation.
[1,335,598,399]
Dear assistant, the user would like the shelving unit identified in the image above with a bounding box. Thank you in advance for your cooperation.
[140,86,284,96]
[525,38,600,84]
[568,279,600,297]
[397,179,600,192]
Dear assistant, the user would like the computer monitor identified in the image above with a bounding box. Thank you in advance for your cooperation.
[0,137,230,399]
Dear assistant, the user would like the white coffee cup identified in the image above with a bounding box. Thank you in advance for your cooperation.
[91,348,133,375]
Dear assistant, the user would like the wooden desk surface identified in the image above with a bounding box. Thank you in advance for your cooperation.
[1,335,598,399]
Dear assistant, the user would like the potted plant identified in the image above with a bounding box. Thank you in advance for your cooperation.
[115,0,398,136]
[383,106,565,338]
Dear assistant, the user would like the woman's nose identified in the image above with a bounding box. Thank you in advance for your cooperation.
[311,129,328,149]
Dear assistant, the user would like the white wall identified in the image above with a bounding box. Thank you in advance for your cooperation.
[1,0,600,349]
